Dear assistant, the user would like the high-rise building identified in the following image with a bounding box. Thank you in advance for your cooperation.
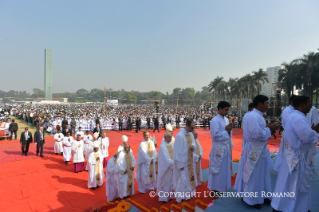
[260,66,280,97]
[44,49,53,100]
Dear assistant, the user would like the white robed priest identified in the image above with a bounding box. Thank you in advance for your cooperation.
[71,134,85,173]
[173,119,197,203]
[106,153,119,202]
[208,101,234,193]
[271,96,319,212]
[54,129,64,155]
[136,131,158,193]
[234,95,278,209]
[85,133,99,170]
[75,127,85,138]
[117,135,129,152]
[273,95,296,171]
[62,131,74,165]
[165,123,175,144]
[88,141,104,189]
[192,130,203,187]
[307,104,319,145]
[157,132,175,202]
[117,143,136,199]
[99,131,109,168]
[83,131,93,158]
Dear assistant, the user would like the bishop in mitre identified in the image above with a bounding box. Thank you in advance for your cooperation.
[87,141,104,189]
[117,143,136,199]
[165,123,175,144]
[136,131,158,193]
[117,135,128,152]
[157,132,175,203]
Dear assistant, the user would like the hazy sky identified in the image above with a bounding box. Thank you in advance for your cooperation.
[1,0,319,94]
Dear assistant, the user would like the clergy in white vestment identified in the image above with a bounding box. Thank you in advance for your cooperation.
[234,95,278,209]
[85,133,99,170]
[157,132,175,203]
[271,96,319,212]
[71,134,85,173]
[173,119,197,203]
[62,131,74,165]
[136,131,158,193]
[192,130,203,187]
[75,127,84,139]
[106,153,119,202]
[273,95,297,171]
[208,101,233,193]
[117,135,128,152]
[54,129,64,155]
[307,105,319,144]
[117,144,136,199]
[83,131,93,157]
[88,141,104,189]
[165,123,175,144]
[99,131,109,168]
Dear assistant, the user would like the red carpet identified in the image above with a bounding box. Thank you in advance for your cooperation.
[0,128,282,211]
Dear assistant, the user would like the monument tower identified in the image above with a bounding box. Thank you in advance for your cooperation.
[44,49,53,100]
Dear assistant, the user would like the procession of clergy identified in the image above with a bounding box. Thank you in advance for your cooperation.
[53,94,319,212]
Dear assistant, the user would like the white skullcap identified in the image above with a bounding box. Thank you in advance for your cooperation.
[93,141,99,148]
[166,123,173,131]
[93,132,99,140]
[121,135,128,142]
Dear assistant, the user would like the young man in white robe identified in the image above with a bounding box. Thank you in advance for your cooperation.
[208,101,233,193]
[83,131,93,159]
[193,130,203,187]
[75,127,84,139]
[88,141,104,189]
[117,144,136,199]
[234,95,278,209]
[136,131,158,193]
[62,132,74,165]
[157,132,174,203]
[99,131,109,168]
[71,134,85,173]
[117,135,128,152]
[106,153,119,202]
[54,129,64,155]
[272,96,319,212]
[173,119,197,203]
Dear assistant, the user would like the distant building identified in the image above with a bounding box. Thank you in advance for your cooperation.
[44,49,53,100]
[260,66,280,97]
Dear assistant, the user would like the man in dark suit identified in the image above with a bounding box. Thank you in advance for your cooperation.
[20,127,32,156]
[9,119,18,140]
[127,116,132,131]
[153,117,160,132]
[61,117,68,130]
[118,116,123,132]
[135,117,141,133]
[93,123,102,138]
[176,115,180,128]
[62,124,72,137]
[95,117,100,126]
[146,116,151,129]
[34,126,45,157]
[162,117,166,129]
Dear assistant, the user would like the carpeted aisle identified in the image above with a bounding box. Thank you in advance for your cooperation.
[0,128,282,211]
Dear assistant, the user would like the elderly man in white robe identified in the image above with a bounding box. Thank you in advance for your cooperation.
[106,153,119,202]
[136,131,158,193]
[118,135,128,152]
[234,95,278,209]
[99,131,109,168]
[193,130,203,187]
[85,132,98,171]
[157,132,174,203]
[62,131,74,165]
[117,144,136,199]
[71,134,85,173]
[54,129,64,155]
[83,131,93,158]
[272,96,319,212]
[273,95,296,171]
[165,123,175,144]
[208,101,233,193]
[88,141,104,189]
[173,119,197,203]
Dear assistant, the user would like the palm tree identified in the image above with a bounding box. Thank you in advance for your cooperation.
[208,76,224,103]
[252,68,269,95]
[227,78,238,105]
[278,61,297,98]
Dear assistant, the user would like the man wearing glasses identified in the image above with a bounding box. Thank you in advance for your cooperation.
[20,127,32,156]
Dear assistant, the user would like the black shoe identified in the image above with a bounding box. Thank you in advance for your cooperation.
[66,161,68,165]
[251,204,261,209]
[264,199,271,205]
[273,209,282,212]
[40,155,44,157]
[36,154,39,156]
[91,187,95,190]
[25,153,28,156]
[61,153,63,156]
[55,153,58,155]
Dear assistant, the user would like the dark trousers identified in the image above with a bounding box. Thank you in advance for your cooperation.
[36,142,44,156]
[119,124,123,131]
[21,142,30,154]
[153,125,160,132]
[127,123,131,131]
[136,125,140,133]
[10,131,17,140]
[176,122,180,128]
[147,122,150,129]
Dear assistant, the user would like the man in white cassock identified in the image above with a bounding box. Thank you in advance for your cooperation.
[88,141,104,189]
[72,134,85,173]
[136,131,158,193]
[157,132,175,203]
[99,131,109,168]
[272,96,319,212]
[234,95,278,209]
[62,131,74,165]
[83,131,93,158]
[192,130,203,187]
[85,133,99,170]
[165,123,175,144]
[106,153,119,202]
[173,119,197,203]
[307,104,319,145]
[117,135,128,152]
[75,127,84,138]
[208,101,233,193]
[54,129,64,155]
[273,95,296,171]
[117,144,136,199]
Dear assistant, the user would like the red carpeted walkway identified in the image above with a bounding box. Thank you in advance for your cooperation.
[0,128,282,212]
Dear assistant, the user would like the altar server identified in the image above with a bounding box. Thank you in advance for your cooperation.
[99,131,109,168]
[88,141,104,189]
[136,131,158,193]
[157,132,175,202]
[72,134,85,173]
[86,133,99,170]
[63,131,74,165]
[272,96,319,212]
[75,127,84,138]
[106,153,119,202]
[54,129,64,155]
